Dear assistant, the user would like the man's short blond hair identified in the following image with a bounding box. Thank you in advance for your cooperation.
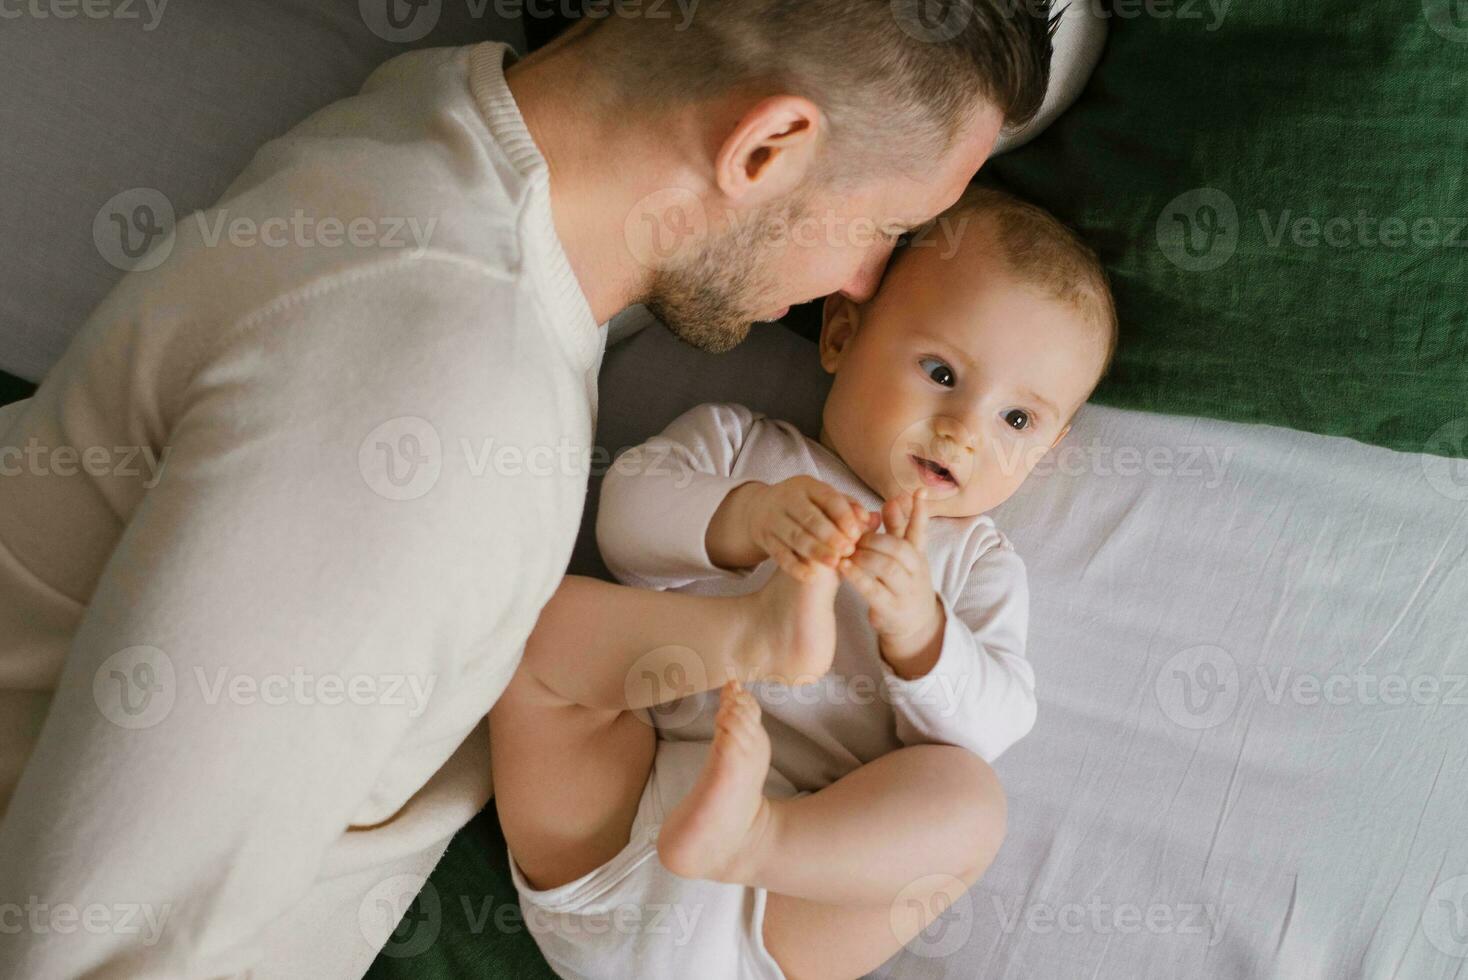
[576,0,1057,188]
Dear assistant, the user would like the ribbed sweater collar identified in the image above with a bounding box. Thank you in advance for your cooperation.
[468,42,604,371]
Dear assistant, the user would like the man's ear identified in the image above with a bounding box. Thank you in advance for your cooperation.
[819,294,860,374]
[714,95,821,208]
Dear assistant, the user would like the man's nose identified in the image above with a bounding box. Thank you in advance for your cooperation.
[838,243,895,304]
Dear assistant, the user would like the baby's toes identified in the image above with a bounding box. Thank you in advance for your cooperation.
[731,697,764,743]
[738,689,762,724]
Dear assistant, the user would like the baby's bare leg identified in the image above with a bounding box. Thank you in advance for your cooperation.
[659,685,1005,910]
[523,571,838,711]
[491,569,838,892]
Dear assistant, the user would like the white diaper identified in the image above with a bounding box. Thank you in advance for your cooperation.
[507,738,794,980]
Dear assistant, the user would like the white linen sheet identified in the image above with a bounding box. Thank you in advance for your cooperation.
[586,318,1468,980]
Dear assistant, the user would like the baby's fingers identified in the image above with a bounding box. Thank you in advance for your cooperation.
[808,483,869,543]
[780,519,841,566]
[906,488,930,550]
[770,543,818,583]
[852,533,923,579]
[838,555,893,611]
[882,495,909,540]
[846,543,912,592]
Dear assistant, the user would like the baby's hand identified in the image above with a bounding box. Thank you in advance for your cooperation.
[748,476,876,582]
[838,489,944,665]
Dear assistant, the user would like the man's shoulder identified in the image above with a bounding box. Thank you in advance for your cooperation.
[209,42,524,272]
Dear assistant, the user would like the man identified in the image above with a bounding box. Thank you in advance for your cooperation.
[0,2,1051,975]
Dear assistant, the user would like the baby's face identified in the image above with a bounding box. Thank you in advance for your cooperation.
[817,229,1106,518]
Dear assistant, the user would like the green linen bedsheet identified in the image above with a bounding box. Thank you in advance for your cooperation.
[979,0,1468,458]
[365,809,555,980]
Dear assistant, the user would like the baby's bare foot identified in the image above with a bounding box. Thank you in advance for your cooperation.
[657,681,773,883]
[743,563,838,685]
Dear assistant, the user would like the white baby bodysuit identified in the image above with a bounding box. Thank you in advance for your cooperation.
[597,402,1037,791]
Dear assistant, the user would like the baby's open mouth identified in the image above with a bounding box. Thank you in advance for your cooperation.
[910,454,958,489]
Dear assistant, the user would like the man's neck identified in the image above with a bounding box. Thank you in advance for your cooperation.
[504,34,660,327]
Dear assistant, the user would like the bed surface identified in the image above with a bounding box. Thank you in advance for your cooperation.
[370,318,1468,979]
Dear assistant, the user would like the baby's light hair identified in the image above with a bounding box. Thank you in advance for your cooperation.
[909,184,1119,393]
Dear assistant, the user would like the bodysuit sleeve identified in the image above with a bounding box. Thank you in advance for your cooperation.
[596,402,762,591]
[878,543,1036,762]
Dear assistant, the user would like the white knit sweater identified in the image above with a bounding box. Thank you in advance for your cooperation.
[0,41,605,978]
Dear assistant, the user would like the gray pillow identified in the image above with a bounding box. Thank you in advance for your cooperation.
[0,1,523,381]
[993,0,1109,154]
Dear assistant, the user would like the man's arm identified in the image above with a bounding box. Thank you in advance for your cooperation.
[0,261,564,977]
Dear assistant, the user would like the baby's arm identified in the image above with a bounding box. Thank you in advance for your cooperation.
[840,492,1035,762]
[881,547,1034,761]
[598,403,870,587]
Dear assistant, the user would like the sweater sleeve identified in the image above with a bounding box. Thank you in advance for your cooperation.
[878,543,1036,762]
[596,402,761,590]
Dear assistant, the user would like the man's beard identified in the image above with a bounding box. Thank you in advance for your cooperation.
[643,197,805,354]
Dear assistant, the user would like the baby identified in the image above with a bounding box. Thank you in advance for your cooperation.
[488,186,1117,980]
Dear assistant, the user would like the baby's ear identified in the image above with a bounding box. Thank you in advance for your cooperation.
[818,295,860,373]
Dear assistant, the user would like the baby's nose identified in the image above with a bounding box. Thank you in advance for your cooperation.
[931,417,975,452]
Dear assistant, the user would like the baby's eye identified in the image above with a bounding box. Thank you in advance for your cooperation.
[1002,409,1032,431]
[919,357,955,387]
